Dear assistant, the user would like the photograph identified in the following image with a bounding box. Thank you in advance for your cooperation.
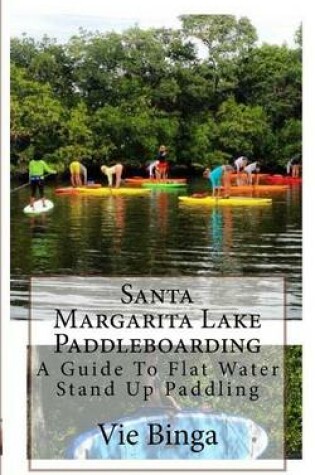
[10,10,302,320]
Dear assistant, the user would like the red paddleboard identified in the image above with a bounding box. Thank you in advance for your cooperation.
[266,175,302,185]
[229,184,288,192]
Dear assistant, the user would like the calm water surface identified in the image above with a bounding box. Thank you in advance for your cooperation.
[11,180,302,319]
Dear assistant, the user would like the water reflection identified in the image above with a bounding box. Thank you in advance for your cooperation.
[29,214,50,261]
[211,208,224,258]
[11,182,302,319]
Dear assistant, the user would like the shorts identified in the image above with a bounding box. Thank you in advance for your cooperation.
[70,161,81,174]
[30,178,44,198]
[157,162,168,172]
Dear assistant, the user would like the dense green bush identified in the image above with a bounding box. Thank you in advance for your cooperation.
[10,16,302,173]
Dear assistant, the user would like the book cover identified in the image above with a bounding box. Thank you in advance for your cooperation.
[2,1,310,474]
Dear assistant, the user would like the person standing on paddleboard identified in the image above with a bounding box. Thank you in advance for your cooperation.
[29,153,56,209]
[155,145,169,180]
[286,154,301,177]
[203,165,233,198]
[100,163,124,188]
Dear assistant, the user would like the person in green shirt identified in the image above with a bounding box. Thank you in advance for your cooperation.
[29,153,56,208]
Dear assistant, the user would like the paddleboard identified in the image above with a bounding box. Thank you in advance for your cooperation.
[179,196,272,207]
[143,182,187,189]
[23,199,54,214]
[76,187,150,196]
[55,184,102,194]
[229,185,288,192]
[66,409,268,460]
[230,173,269,180]
[125,178,187,185]
[266,175,302,185]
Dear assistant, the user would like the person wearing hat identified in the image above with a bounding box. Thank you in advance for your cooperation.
[100,163,124,188]
[155,145,169,180]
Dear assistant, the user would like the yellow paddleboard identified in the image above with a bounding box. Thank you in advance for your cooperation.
[76,187,150,196]
[179,195,272,207]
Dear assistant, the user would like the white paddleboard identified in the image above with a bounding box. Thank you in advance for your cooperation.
[23,199,54,214]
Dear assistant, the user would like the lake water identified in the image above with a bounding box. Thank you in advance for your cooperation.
[10,179,302,319]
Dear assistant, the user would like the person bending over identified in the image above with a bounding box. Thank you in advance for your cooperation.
[147,160,160,179]
[100,163,124,188]
[244,161,260,185]
[69,160,87,187]
[234,156,248,173]
[80,164,88,185]
[203,165,233,197]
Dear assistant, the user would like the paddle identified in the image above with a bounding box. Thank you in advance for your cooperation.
[11,172,57,193]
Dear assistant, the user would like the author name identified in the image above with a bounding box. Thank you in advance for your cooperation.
[97,422,218,453]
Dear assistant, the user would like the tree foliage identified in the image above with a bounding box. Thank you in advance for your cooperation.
[10,17,302,172]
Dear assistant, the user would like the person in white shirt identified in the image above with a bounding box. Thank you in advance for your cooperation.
[244,162,260,185]
[234,156,248,173]
[100,163,124,188]
[147,160,160,178]
[80,164,88,186]
[286,155,301,177]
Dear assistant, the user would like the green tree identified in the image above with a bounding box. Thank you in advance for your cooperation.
[91,101,179,164]
[294,24,302,50]
[10,19,302,173]
[180,15,257,59]
[216,98,271,160]
[11,65,65,169]
[10,35,38,68]
[67,30,125,108]
[176,115,218,165]
[236,45,301,127]
[57,102,93,164]
[275,119,302,165]
[180,15,257,100]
